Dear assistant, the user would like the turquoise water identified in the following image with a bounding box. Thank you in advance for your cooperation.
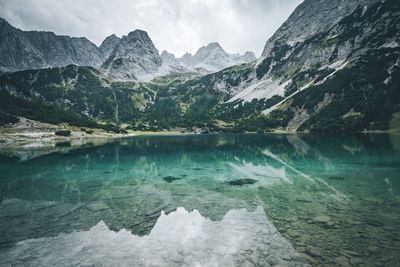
[0,134,399,266]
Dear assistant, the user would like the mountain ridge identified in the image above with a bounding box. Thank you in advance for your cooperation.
[0,17,255,81]
[0,0,399,133]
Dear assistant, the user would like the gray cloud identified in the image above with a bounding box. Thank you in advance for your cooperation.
[0,0,302,57]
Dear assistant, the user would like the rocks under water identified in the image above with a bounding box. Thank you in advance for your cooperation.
[226,179,258,186]
[0,134,399,266]
[163,176,182,183]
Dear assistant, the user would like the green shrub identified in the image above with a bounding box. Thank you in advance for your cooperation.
[55,130,71,136]
[0,111,19,126]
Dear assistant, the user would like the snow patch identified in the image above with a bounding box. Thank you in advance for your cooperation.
[315,61,348,86]
[361,6,368,17]
[262,80,315,116]
[383,76,391,85]
[228,79,291,103]
[379,41,399,49]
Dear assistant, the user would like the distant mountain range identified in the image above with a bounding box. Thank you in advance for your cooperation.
[0,18,255,81]
[0,0,399,133]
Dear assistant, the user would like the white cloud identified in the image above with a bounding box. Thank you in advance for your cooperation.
[0,0,302,57]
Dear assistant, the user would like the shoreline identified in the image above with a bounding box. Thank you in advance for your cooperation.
[1,117,398,151]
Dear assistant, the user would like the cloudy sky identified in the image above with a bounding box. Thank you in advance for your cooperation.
[0,0,302,57]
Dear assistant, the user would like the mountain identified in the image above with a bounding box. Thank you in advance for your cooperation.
[260,0,380,59]
[0,17,255,81]
[245,0,400,132]
[99,34,121,61]
[161,43,256,74]
[1,0,399,133]
[0,17,104,71]
[182,42,255,72]
[146,0,400,133]
[101,30,162,81]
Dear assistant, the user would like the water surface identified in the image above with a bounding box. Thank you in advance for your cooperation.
[0,134,399,266]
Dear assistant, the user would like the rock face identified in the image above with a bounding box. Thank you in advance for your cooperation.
[0,17,103,71]
[99,34,121,62]
[0,17,255,80]
[101,30,162,81]
[260,0,380,58]
[256,0,383,82]
[0,17,47,71]
[219,0,400,132]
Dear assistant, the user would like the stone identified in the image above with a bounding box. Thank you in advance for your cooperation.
[346,219,362,225]
[272,261,289,267]
[296,246,306,253]
[349,257,363,265]
[306,246,322,257]
[313,215,331,224]
[297,253,318,264]
[366,220,383,227]
[368,246,379,255]
[334,256,350,266]
[226,179,258,186]
[328,176,345,181]
[163,176,181,183]
[287,229,301,238]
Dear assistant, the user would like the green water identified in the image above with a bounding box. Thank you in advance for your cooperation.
[0,134,399,266]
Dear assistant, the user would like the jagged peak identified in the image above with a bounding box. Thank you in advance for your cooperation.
[161,50,175,58]
[126,29,150,39]
[103,34,119,41]
[194,42,227,58]
[100,34,120,49]
[244,51,255,57]
[206,42,223,49]
[0,17,10,25]
[181,52,193,58]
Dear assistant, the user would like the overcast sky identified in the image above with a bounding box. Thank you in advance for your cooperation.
[0,0,302,57]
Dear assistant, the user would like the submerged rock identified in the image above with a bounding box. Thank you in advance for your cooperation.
[313,215,331,224]
[334,256,350,266]
[366,220,383,227]
[306,245,322,257]
[163,176,182,183]
[226,179,258,186]
[328,176,345,181]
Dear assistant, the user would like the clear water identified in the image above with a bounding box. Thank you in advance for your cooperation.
[0,134,399,266]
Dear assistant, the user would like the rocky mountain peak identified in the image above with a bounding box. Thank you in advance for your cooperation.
[261,0,380,58]
[161,50,175,58]
[0,17,9,27]
[195,42,228,59]
[101,29,161,81]
[99,34,120,61]
[125,30,153,45]
[206,42,223,50]
[243,51,257,62]
[100,34,120,46]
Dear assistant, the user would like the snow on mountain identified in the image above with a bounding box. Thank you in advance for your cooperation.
[159,43,256,77]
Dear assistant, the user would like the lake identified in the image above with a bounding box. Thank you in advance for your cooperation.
[0,134,399,266]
